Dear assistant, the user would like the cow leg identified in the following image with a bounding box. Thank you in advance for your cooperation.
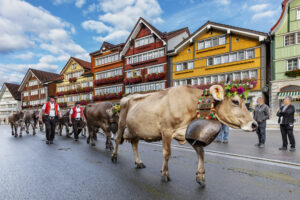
[65,123,70,137]
[87,125,95,146]
[161,136,172,182]
[131,139,146,168]
[111,121,127,163]
[19,122,23,137]
[26,123,29,134]
[82,126,86,137]
[192,145,205,187]
[14,124,18,137]
[11,123,15,136]
[31,121,36,135]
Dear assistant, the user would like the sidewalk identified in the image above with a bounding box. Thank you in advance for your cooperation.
[205,129,300,164]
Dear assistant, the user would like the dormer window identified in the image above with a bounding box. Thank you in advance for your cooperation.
[72,63,77,69]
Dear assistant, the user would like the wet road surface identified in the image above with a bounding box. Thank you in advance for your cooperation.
[0,125,299,200]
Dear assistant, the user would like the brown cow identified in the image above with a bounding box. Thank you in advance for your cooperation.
[57,110,71,136]
[111,85,257,185]
[84,102,119,150]
[8,111,25,137]
[24,111,39,135]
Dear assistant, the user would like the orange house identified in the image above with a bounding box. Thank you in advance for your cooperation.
[90,42,124,102]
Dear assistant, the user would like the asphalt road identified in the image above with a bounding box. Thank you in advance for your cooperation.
[0,125,300,200]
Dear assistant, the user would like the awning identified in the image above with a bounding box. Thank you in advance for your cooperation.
[278,91,300,99]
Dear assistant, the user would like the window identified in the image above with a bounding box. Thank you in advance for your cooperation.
[229,53,237,62]
[72,63,77,69]
[29,80,38,86]
[287,59,298,71]
[148,65,164,74]
[188,62,194,69]
[24,92,28,97]
[207,58,213,66]
[218,75,225,82]
[284,34,295,46]
[238,51,245,60]
[219,36,226,45]
[135,36,154,47]
[95,68,123,80]
[246,49,255,59]
[40,88,45,94]
[214,56,221,65]
[221,55,229,64]
[242,71,249,79]
[212,76,218,83]
[205,40,211,48]
[205,77,211,84]
[95,53,119,66]
[234,72,241,80]
[212,38,218,47]
[198,41,204,50]
[297,9,300,20]
[30,90,38,96]
[250,70,258,78]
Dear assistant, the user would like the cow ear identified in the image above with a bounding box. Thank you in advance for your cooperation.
[106,109,113,117]
[209,85,224,101]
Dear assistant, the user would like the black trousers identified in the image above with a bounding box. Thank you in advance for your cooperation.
[72,119,82,140]
[44,116,56,141]
[280,124,295,148]
[256,121,266,144]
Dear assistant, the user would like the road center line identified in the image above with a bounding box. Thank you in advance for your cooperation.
[140,141,300,170]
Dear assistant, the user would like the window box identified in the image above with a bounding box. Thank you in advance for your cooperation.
[93,75,123,86]
[69,77,77,83]
[93,92,123,101]
[55,92,65,96]
[285,69,300,77]
[78,87,93,94]
[124,76,143,85]
[146,72,166,82]
[80,100,91,105]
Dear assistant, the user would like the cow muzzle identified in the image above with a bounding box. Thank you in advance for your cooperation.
[241,121,258,132]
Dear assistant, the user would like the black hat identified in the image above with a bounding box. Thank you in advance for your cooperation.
[75,101,80,105]
[48,96,56,99]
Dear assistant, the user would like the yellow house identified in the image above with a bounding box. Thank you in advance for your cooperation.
[169,21,269,108]
[55,57,93,108]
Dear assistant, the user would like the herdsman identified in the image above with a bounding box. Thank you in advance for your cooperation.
[69,102,85,141]
[39,96,61,144]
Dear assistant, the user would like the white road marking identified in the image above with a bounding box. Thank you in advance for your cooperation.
[140,142,300,170]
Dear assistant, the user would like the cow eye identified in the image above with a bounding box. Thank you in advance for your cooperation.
[232,100,239,106]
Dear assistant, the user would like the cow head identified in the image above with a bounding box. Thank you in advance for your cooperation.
[210,85,257,131]
[106,107,120,134]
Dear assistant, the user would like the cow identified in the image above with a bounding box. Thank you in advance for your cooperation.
[111,85,258,185]
[57,110,71,137]
[84,102,119,150]
[24,111,39,135]
[8,111,25,137]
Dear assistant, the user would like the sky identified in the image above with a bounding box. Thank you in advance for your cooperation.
[0,0,283,86]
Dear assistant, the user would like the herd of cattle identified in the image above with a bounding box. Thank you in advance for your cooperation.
[4,85,258,186]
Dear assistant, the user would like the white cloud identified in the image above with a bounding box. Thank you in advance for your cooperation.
[81,20,112,34]
[215,0,230,5]
[82,0,163,42]
[83,3,98,15]
[12,52,35,60]
[75,0,86,8]
[252,10,278,21]
[250,4,270,12]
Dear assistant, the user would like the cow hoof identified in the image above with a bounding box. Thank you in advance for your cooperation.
[86,140,90,144]
[196,179,206,188]
[135,162,146,169]
[19,135,22,138]
[91,143,96,147]
[111,155,117,163]
[33,132,36,136]
[26,131,29,134]
[161,175,171,182]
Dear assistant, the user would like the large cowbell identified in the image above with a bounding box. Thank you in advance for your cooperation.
[185,119,221,147]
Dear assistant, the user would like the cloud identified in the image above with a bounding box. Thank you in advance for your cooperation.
[75,0,86,8]
[215,0,230,5]
[82,0,163,42]
[252,9,278,21]
[12,52,35,60]
[53,0,85,7]
[250,4,270,12]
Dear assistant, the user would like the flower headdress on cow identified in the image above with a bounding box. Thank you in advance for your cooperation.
[112,104,120,114]
[224,83,250,99]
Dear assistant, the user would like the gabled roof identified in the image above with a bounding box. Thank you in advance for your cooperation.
[1,83,21,101]
[60,57,91,75]
[90,42,125,56]
[18,68,61,91]
[120,17,190,57]
[170,21,268,55]
[270,0,290,34]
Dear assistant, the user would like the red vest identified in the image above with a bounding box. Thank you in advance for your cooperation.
[45,102,59,115]
[71,107,83,119]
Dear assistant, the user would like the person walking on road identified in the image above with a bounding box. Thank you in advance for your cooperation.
[253,97,270,148]
[69,102,85,142]
[277,96,296,152]
[215,123,229,143]
[39,96,61,144]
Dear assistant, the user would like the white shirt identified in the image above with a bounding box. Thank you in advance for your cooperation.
[70,106,81,119]
[42,102,60,117]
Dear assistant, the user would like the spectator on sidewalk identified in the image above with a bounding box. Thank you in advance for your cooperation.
[253,97,270,148]
[277,96,296,152]
[215,123,229,143]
